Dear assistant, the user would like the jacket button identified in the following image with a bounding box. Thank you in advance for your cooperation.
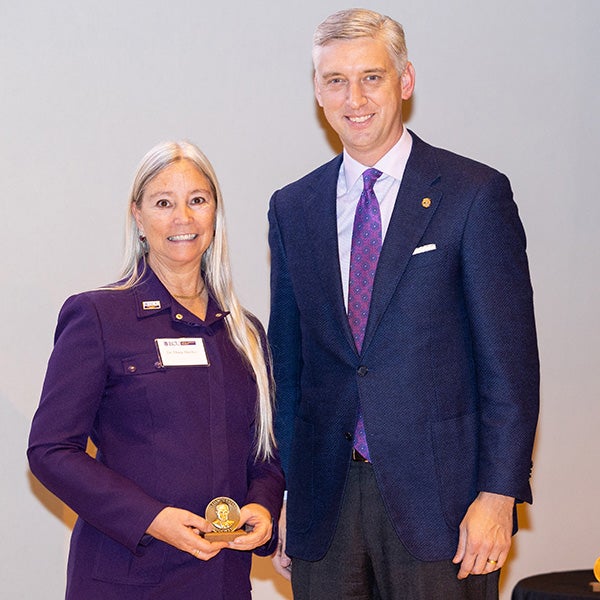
[127,365,136,373]
[175,313,184,320]
[357,365,368,377]
[344,432,353,441]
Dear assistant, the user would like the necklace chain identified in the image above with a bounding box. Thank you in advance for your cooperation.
[172,280,206,300]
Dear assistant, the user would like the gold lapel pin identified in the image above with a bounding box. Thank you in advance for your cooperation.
[421,197,432,208]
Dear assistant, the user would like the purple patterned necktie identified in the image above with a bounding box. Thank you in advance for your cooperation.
[348,168,382,461]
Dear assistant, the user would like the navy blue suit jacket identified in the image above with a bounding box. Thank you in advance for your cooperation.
[268,132,539,562]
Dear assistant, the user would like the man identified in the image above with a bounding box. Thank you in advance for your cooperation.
[212,503,235,531]
[268,8,539,600]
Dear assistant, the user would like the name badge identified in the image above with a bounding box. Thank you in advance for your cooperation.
[155,338,209,366]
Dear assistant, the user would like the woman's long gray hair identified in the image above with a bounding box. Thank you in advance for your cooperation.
[120,141,275,460]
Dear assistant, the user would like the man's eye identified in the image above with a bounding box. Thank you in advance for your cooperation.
[365,75,381,82]
[328,78,345,85]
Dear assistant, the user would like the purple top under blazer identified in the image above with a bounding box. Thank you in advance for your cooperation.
[28,266,284,600]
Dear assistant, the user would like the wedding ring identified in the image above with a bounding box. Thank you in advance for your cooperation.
[193,549,201,559]
[486,559,498,565]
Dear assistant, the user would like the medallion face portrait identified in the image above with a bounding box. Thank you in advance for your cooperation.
[205,497,241,533]
[213,503,235,530]
[132,159,216,272]
[314,36,415,165]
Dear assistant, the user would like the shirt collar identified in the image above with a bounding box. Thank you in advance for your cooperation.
[133,264,229,327]
[341,127,413,192]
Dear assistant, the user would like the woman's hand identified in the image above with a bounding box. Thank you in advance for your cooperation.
[146,506,228,560]
[228,503,273,552]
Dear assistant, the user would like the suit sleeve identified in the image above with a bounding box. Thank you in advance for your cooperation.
[267,192,303,475]
[461,172,539,503]
[27,294,168,553]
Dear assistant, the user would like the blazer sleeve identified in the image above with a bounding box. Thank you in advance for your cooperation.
[244,444,285,556]
[267,191,303,475]
[461,171,540,503]
[242,314,286,555]
[27,294,168,553]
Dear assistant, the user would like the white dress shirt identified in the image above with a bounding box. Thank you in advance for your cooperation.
[337,128,413,309]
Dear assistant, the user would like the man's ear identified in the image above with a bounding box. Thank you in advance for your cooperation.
[400,62,416,100]
[314,73,324,107]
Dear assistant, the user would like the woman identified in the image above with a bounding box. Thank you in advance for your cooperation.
[28,141,285,599]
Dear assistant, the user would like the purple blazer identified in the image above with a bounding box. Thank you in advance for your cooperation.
[28,267,284,600]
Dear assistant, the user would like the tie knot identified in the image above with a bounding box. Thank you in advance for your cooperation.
[362,168,382,192]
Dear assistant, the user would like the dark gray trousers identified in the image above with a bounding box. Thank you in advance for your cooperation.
[291,462,499,600]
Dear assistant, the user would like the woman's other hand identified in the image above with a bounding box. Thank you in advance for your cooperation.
[228,503,273,551]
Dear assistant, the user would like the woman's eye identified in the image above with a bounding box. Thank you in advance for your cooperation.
[190,196,206,205]
[156,199,170,208]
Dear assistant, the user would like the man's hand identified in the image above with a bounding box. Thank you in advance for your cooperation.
[452,491,514,579]
[271,501,292,580]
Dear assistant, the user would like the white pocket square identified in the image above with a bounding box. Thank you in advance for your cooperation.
[412,243,437,255]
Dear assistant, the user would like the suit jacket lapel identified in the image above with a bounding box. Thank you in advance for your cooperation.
[302,155,356,347]
[362,134,442,353]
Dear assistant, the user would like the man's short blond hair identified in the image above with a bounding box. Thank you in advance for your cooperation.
[312,8,408,75]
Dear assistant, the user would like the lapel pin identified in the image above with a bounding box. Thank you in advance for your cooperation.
[421,197,432,208]
[142,300,161,310]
